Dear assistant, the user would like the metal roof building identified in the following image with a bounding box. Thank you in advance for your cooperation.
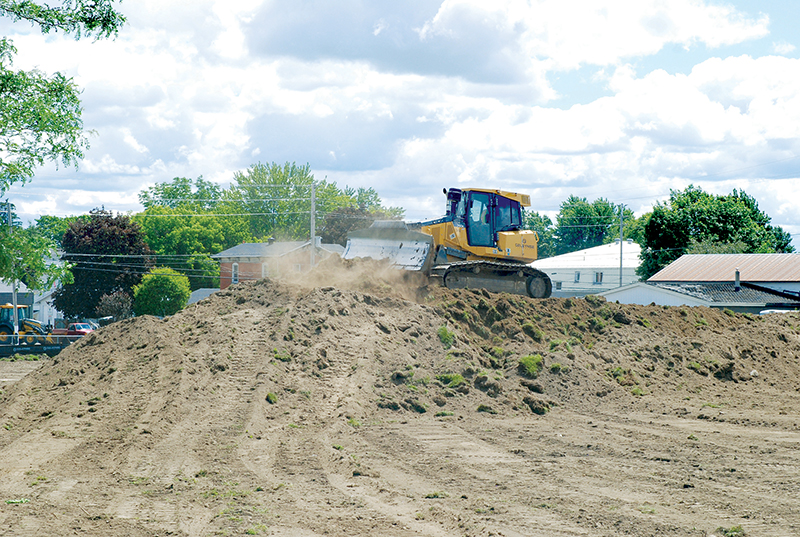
[649,253,800,295]
[601,253,800,313]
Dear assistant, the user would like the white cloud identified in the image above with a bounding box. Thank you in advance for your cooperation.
[3,0,799,247]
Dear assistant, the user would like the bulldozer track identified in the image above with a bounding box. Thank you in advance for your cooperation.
[439,260,552,298]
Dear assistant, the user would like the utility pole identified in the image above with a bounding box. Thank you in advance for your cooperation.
[619,204,624,288]
[7,202,18,344]
[309,182,316,270]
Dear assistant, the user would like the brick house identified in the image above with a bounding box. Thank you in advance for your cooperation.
[211,239,344,289]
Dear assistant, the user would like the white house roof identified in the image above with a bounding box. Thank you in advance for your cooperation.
[649,253,800,283]
[531,240,641,270]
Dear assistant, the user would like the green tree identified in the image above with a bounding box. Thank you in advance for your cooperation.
[31,214,88,247]
[134,205,250,290]
[53,208,152,319]
[138,176,223,212]
[0,223,71,290]
[0,202,71,289]
[0,0,125,189]
[637,186,794,280]
[133,267,190,317]
[224,162,352,241]
[523,210,555,258]
[552,196,624,255]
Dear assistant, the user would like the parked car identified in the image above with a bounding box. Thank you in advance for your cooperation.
[50,322,94,344]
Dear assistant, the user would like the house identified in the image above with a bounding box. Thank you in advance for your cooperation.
[211,238,345,289]
[600,253,800,313]
[530,239,642,297]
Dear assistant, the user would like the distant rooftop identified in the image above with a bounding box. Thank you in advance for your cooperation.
[649,282,800,305]
[649,254,800,283]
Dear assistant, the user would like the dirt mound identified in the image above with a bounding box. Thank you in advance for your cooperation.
[1,274,799,536]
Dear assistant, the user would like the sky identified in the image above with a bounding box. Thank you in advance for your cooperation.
[2,0,800,247]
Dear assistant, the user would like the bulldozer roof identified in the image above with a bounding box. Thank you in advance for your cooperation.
[460,188,531,207]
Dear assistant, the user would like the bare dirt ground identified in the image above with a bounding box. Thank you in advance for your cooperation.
[1,259,799,537]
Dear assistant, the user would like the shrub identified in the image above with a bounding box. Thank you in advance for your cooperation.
[549,363,566,374]
[519,354,544,379]
[265,392,277,404]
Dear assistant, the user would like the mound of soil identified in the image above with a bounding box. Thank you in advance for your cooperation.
[1,261,799,536]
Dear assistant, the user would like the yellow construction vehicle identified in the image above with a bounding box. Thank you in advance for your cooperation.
[0,303,51,344]
[343,188,552,298]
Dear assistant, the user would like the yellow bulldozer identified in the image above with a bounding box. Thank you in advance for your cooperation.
[343,187,552,298]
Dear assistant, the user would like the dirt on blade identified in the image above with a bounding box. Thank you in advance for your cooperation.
[0,259,799,536]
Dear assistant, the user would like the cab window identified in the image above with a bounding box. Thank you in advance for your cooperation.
[467,192,493,247]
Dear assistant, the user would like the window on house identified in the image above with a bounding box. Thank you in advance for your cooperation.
[594,272,603,284]
[574,271,580,283]
[262,263,269,279]
[554,281,562,290]
[231,263,239,284]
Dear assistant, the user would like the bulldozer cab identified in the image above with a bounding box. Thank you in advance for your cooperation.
[447,189,525,248]
[0,303,31,322]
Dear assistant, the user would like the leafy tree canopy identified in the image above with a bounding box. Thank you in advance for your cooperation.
[222,162,403,242]
[134,205,250,290]
[138,176,223,212]
[0,0,125,190]
[0,202,70,289]
[133,267,190,318]
[53,208,152,319]
[552,196,631,255]
[0,0,125,39]
[637,185,794,280]
[524,211,555,259]
[31,213,88,247]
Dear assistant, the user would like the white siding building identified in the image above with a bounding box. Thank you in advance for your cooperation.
[530,239,642,297]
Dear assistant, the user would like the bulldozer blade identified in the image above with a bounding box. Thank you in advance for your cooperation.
[343,224,434,271]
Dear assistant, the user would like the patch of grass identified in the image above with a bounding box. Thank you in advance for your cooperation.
[436,373,465,388]
[519,354,544,379]
[332,444,343,450]
[434,411,454,417]
[548,339,563,351]
[272,348,291,362]
[347,417,361,428]
[265,392,278,404]
[607,367,635,386]
[549,363,567,374]
[637,318,652,328]
[477,404,497,415]
[695,317,708,327]
[715,525,746,537]
[687,433,698,441]
[723,308,736,317]
[424,491,449,499]
[687,362,706,375]
[437,325,455,349]
[638,504,656,514]
[521,321,543,341]
[631,386,644,396]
